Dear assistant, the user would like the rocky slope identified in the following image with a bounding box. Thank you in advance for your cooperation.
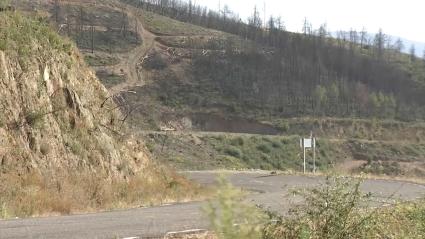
[0,11,204,218]
[0,12,149,177]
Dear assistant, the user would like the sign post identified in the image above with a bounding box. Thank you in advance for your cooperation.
[303,141,306,174]
[300,136,316,174]
[313,138,316,173]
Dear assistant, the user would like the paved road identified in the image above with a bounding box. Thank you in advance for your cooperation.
[1,171,424,239]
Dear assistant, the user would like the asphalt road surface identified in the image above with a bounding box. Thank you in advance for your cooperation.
[1,171,424,239]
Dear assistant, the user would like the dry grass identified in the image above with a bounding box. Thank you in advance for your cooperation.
[139,10,223,36]
[0,166,211,219]
[165,231,217,239]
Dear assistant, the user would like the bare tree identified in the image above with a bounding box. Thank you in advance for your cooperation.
[360,27,368,49]
[77,7,84,45]
[374,29,386,59]
[394,38,404,53]
[302,17,312,35]
[90,24,95,53]
[120,8,128,38]
[54,0,60,25]
[422,46,425,62]
[410,44,416,62]
[349,28,358,52]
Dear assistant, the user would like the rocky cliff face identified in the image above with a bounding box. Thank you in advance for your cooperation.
[0,12,148,177]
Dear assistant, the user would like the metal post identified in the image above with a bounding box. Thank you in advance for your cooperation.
[91,25,94,54]
[313,138,316,173]
[303,145,306,174]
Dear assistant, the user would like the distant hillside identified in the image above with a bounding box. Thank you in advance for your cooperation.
[115,0,425,123]
[32,0,425,127]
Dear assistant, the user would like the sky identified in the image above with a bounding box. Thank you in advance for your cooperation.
[194,0,425,44]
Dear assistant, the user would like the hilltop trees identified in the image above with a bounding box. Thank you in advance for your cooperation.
[394,38,404,53]
[122,0,425,120]
[410,44,416,61]
[422,47,425,61]
[247,6,262,41]
[374,29,386,60]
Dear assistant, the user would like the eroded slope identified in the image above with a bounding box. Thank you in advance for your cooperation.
[0,12,201,218]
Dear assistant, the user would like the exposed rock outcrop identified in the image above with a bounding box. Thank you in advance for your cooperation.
[0,13,149,178]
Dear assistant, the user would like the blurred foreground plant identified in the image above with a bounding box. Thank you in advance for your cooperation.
[204,175,267,239]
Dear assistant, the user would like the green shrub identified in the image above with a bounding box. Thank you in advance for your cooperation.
[25,111,44,128]
[69,140,83,157]
[0,38,6,51]
[145,142,155,153]
[218,155,243,168]
[231,137,245,146]
[224,146,243,159]
[361,161,402,176]
[271,140,282,148]
[257,144,272,154]
[84,55,119,67]
[0,201,7,219]
[280,138,290,145]
[263,176,378,239]
[204,176,266,239]
[40,142,50,156]
[212,135,225,141]
[406,202,425,235]
[143,52,167,70]
[0,114,5,127]
[277,120,290,132]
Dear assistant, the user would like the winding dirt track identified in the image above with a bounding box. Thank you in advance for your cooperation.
[0,171,424,239]
[108,3,157,95]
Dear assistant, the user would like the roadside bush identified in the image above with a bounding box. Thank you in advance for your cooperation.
[276,120,290,132]
[204,176,266,239]
[361,161,402,176]
[368,199,425,238]
[263,176,378,239]
[206,176,425,239]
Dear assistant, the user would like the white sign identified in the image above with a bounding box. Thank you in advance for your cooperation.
[304,138,312,148]
[300,138,315,148]
[300,137,317,174]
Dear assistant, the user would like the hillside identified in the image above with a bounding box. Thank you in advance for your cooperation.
[120,0,425,121]
[25,0,425,178]
[0,10,202,218]
[39,0,425,124]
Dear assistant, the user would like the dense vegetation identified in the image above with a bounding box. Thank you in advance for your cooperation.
[207,176,425,239]
[122,0,425,121]
[144,132,425,177]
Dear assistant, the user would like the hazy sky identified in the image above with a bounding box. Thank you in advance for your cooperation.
[195,0,425,43]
